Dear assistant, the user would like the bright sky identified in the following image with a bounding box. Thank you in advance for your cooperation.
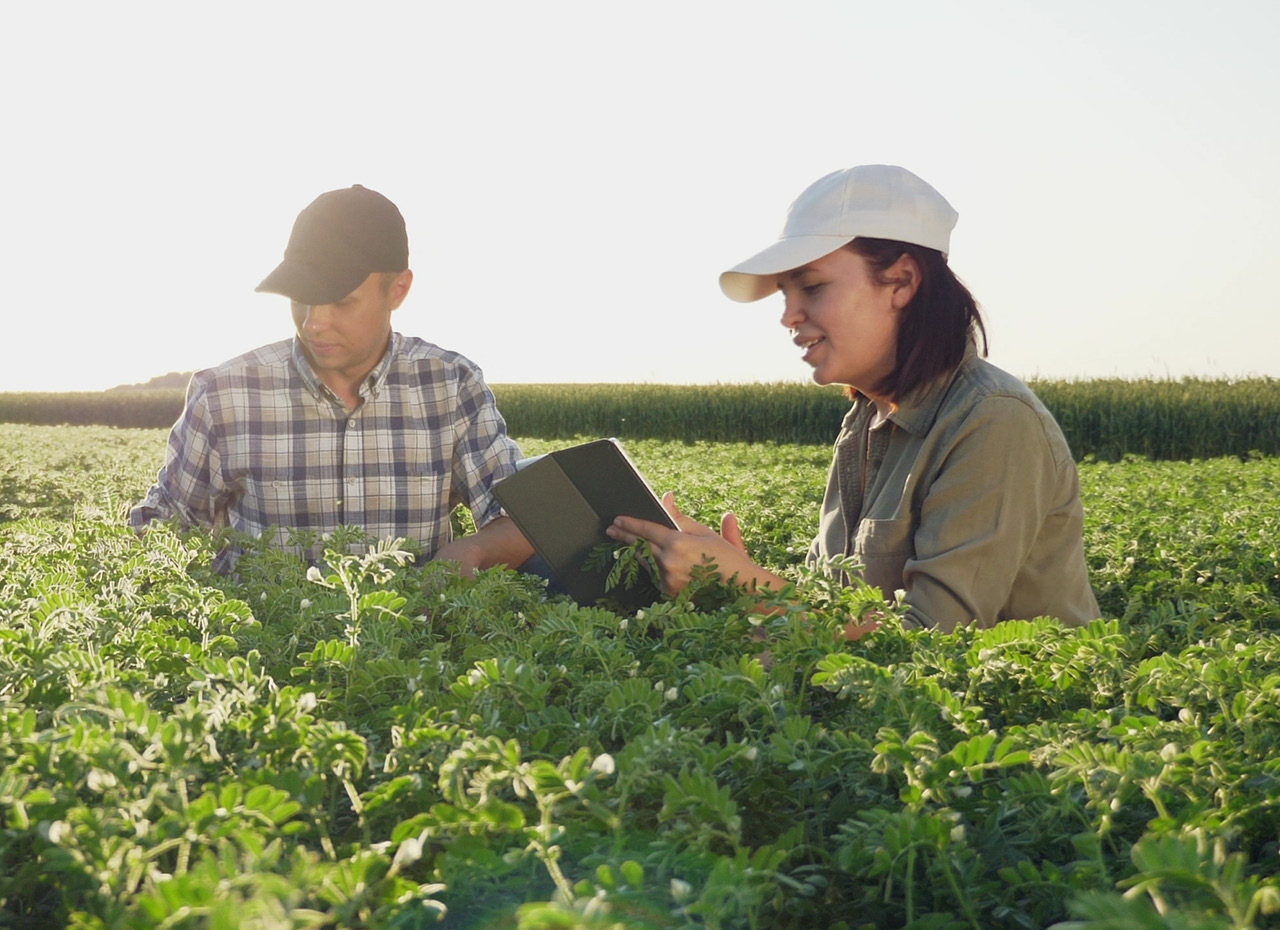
[3,0,1278,392]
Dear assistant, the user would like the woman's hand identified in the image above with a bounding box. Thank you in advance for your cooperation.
[607,492,782,596]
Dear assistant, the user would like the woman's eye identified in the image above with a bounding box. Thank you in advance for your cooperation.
[802,283,824,296]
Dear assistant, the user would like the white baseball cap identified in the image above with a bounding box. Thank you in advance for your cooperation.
[719,164,959,303]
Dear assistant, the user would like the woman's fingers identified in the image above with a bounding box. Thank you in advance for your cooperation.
[608,514,675,549]
[610,497,747,597]
[720,512,746,553]
[662,491,709,534]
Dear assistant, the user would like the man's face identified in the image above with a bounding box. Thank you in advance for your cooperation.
[291,271,412,386]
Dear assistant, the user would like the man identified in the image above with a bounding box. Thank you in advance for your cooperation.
[130,184,534,575]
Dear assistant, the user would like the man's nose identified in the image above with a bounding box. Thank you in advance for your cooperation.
[302,303,335,333]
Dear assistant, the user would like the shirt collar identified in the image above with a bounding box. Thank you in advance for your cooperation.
[888,340,980,436]
[362,331,400,400]
[839,340,980,437]
[290,337,327,400]
[289,331,402,404]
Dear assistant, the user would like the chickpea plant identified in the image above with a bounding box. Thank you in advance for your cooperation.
[3,424,1280,928]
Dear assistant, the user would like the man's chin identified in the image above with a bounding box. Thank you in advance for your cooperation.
[306,344,343,360]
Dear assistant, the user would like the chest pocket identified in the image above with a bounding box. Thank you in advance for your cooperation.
[852,516,913,597]
[362,471,447,524]
[230,474,337,547]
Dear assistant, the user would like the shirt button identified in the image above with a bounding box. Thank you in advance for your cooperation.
[347,477,357,485]
[348,419,359,428]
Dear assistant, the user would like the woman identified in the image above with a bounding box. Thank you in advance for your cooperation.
[608,164,1099,632]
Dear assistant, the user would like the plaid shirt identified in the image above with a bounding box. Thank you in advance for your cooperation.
[130,333,520,562]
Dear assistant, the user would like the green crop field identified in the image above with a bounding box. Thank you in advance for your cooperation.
[3,376,1280,458]
[3,423,1280,929]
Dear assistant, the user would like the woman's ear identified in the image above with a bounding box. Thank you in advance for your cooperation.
[888,253,921,311]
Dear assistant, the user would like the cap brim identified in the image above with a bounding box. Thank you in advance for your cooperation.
[718,235,853,303]
[255,259,370,306]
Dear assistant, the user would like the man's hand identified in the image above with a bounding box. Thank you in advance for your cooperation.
[838,618,882,641]
[430,516,535,578]
[431,536,489,578]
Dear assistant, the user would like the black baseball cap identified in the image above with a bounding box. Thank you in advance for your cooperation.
[256,184,409,305]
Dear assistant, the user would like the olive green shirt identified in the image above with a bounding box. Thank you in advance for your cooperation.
[809,351,1099,632]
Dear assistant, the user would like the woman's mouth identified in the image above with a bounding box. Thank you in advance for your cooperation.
[797,335,825,362]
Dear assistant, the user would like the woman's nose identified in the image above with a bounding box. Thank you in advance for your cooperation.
[780,296,804,330]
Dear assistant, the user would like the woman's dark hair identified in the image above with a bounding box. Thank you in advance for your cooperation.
[847,237,987,402]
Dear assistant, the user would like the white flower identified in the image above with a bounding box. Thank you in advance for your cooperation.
[743,746,758,762]
[299,599,312,610]
[298,692,317,712]
[582,889,608,920]
[392,836,424,870]
[306,566,324,583]
[591,753,616,776]
[664,687,678,702]
[259,591,267,602]
[86,769,117,793]
[670,878,692,902]
[619,618,629,632]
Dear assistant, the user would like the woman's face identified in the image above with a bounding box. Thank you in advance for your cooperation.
[777,247,906,395]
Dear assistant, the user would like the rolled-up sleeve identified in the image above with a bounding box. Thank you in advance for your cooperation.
[449,365,521,529]
[128,375,229,532]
